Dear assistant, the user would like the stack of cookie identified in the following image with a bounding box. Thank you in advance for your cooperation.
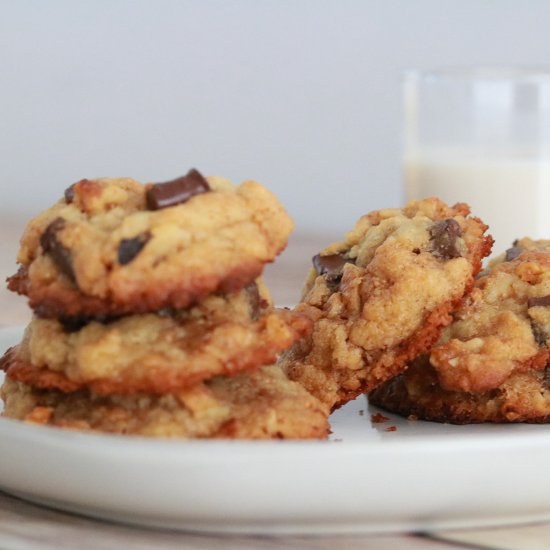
[0,170,329,438]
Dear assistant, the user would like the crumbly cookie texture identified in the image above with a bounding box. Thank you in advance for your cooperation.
[280,198,492,411]
[7,171,293,318]
[0,286,312,395]
[1,366,330,439]
[370,249,550,423]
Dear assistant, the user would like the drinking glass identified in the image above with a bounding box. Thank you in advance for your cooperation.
[404,67,550,252]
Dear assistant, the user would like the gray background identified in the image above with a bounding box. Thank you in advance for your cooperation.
[2,0,550,235]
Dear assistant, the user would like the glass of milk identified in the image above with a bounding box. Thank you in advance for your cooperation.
[404,67,550,253]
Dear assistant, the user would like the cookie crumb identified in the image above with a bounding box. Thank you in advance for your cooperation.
[371,412,389,423]
[385,425,397,432]
[358,409,365,416]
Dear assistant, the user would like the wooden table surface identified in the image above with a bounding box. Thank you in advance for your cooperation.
[1,219,550,549]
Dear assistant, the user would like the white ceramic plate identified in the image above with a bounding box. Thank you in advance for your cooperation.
[2,325,550,534]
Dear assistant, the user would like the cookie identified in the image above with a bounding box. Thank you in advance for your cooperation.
[280,198,492,410]
[7,170,293,318]
[0,286,312,395]
[370,249,550,423]
[491,237,550,265]
[1,366,330,439]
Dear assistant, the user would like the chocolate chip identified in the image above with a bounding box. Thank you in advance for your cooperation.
[64,183,76,203]
[505,246,523,262]
[429,219,462,260]
[40,218,76,282]
[40,218,65,248]
[528,295,550,308]
[146,169,211,210]
[312,253,353,286]
[117,233,151,265]
[313,253,346,276]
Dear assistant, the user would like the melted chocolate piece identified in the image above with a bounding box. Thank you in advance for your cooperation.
[117,233,151,265]
[313,253,348,276]
[312,253,354,287]
[146,169,211,210]
[505,246,523,262]
[64,183,77,203]
[528,295,550,308]
[40,218,76,282]
[429,219,462,260]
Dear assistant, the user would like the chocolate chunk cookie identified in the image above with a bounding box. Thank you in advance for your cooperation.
[280,198,492,410]
[491,237,550,265]
[8,170,293,317]
[1,365,330,439]
[0,285,312,395]
[370,250,550,423]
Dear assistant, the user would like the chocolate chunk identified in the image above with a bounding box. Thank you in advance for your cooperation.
[313,253,348,276]
[64,183,76,203]
[312,253,353,286]
[146,169,211,210]
[429,219,462,260]
[505,246,523,262]
[528,295,550,308]
[40,218,76,282]
[117,233,151,265]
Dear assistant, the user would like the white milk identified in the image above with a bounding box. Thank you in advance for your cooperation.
[404,148,550,254]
